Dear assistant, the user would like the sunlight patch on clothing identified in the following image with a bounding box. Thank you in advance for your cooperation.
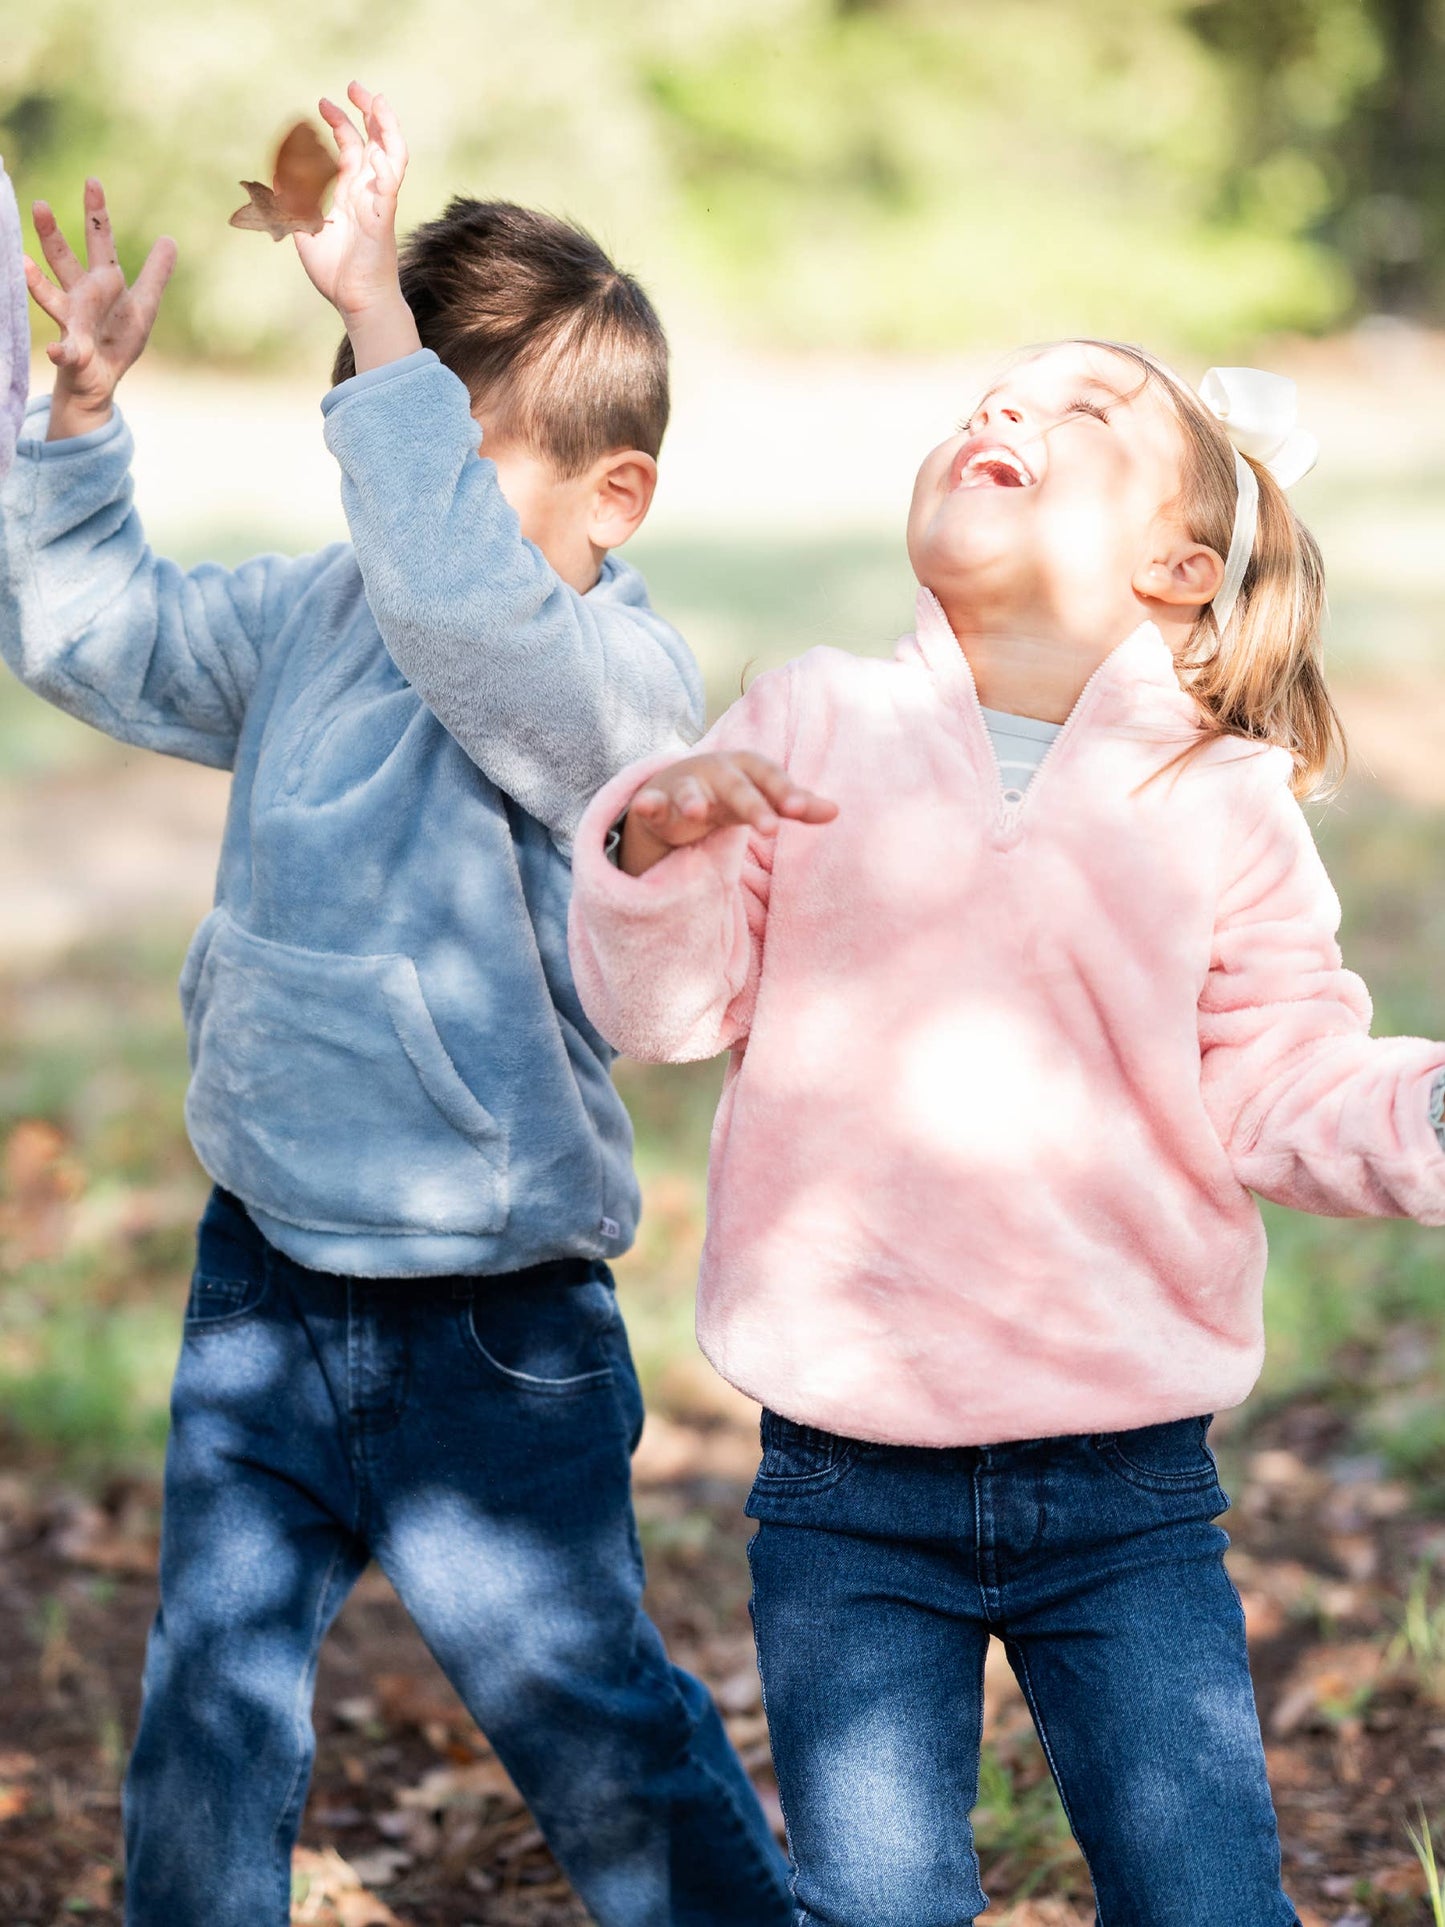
[384,1488,605,1671]
[895,1005,1088,1166]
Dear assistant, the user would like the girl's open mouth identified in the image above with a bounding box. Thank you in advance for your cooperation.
[951,441,1036,490]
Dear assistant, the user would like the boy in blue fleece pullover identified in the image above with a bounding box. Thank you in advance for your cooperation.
[6,85,792,1927]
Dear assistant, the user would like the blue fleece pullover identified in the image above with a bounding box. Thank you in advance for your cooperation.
[0,350,703,1276]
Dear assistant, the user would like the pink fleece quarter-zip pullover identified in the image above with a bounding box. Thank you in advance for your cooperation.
[568,590,1445,1448]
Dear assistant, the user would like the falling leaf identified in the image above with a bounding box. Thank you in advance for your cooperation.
[230,123,337,242]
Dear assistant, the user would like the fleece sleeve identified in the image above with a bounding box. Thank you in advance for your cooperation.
[0,158,25,484]
[1198,762,1445,1223]
[321,351,704,846]
[566,664,794,1063]
[0,399,340,769]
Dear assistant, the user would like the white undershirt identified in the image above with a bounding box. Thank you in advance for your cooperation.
[980,705,1062,801]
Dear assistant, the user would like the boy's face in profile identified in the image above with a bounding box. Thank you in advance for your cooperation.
[477,411,658,597]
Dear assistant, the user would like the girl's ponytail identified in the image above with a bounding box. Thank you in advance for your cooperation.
[1176,452,1345,799]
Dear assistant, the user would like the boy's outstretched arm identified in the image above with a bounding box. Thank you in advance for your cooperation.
[296,85,705,845]
[4,184,336,766]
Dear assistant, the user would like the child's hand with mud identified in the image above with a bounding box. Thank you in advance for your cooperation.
[23,180,175,441]
[293,81,422,375]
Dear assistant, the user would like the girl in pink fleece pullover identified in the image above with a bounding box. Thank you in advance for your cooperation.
[567,340,1445,1927]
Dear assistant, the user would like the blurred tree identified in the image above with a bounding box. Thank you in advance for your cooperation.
[1184,0,1445,314]
[0,0,1439,363]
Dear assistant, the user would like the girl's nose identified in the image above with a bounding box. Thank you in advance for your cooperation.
[977,401,1026,433]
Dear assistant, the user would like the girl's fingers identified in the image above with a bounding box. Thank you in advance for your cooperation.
[736,756,801,814]
[712,765,778,832]
[792,791,840,824]
[21,256,67,324]
[32,202,84,290]
[131,236,178,322]
[730,751,835,822]
[672,775,712,821]
[82,179,119,273]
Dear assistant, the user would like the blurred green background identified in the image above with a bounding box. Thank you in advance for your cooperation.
[6,0,1445,358]
[0,0,1443,1496]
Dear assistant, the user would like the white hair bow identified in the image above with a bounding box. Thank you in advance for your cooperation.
[1197,367,1318,636]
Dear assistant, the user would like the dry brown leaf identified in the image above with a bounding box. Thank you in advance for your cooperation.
[396,1755,523,1814]
[230,123,337,241]
[991,1903,1092,1926]
[1371,1858,1429,1897]
[0,1118,83,1261]
[65,1864,115,1909]
[1270,1638,1388,1737]
[0,1782,31,1822]
[1238,1589,1287,1643]
[291,1846,404,1926]
[374,1670,470,1737]
[50,1498,158,1575]
[1263,1742,1316,1789]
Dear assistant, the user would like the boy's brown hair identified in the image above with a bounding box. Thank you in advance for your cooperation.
[332,199,669,476]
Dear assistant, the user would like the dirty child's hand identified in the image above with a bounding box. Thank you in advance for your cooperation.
[24,179,176,441]
[619,751,838,876]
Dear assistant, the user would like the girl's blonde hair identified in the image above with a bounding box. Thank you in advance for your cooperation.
[1070,341,1346,799]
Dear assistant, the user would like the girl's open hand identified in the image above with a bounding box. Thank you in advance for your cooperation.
[294,82,414,346]
[620,752,838,876]
[24,180,176,441]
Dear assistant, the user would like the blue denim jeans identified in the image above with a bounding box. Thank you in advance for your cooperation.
[746,1410,1301,1927]
[123,1188,792,1927]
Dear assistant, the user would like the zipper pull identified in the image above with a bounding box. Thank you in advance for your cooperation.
[998,786,1026,833]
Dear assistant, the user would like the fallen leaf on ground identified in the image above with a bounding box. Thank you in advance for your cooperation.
[1271,1639,1389,1737]
[396,1756,524,1815]
[291,1845,404,1926]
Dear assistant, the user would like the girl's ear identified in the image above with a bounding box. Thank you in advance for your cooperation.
[588,450,658,552]
[1134,538,1225,610]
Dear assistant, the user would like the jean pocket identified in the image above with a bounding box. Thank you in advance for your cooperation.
[184,1192,270,1330]
[752,1410,857,1490]
[1090,1415,1224,1496]
[463,1270,619,1395]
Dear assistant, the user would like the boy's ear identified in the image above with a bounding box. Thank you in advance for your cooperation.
[587,450,658,552]
[1133,538,1226,610]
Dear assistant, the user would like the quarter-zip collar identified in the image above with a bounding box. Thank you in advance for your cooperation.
[905,587,1199,841]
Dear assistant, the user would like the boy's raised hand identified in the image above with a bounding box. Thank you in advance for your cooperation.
[294,82,422,374]
[620,752,838,877]
[24,181,176,442]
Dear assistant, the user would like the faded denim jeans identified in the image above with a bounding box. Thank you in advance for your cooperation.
[123,1188,792,1927]
[746,1410,1301,1927]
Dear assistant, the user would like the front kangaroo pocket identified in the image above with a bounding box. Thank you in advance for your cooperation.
[183,913,508,1236]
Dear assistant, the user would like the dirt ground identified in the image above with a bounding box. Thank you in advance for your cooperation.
[1,1394,1444,1927]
